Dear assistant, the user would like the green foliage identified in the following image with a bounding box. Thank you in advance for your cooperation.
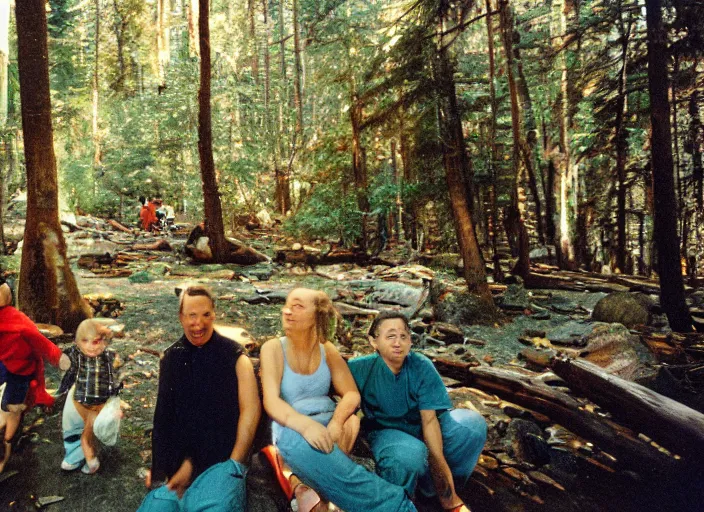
[285,178,362,243]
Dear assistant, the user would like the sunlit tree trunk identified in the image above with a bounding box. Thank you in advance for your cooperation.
[275,0,291,213]
[499,0,530,277]
[16,0,91,331]
[645,0,692,332]
[557,0,576,267]
[92,0,101,175]
[399,109,418,248]
[248,0,259,85]
[157,0,171,90]
[292,0,303,136]
[485,0,504,281]
[188,0,199,58]
[197,0,227,262]
[615,2,632,273]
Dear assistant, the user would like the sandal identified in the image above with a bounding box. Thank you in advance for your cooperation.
[261,445,294,500]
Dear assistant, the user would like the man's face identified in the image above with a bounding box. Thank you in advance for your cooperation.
[76,324,110,358]
[370,318,412,372]
[180,294,215,347]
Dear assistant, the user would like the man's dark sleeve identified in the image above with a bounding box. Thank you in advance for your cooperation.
[150,353,184,484]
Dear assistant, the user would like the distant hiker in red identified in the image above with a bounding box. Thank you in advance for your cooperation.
[139,196,158,231]
[0,280,67,473]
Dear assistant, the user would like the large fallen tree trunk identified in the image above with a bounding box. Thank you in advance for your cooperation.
[467,365,685,475]
[551,356,704,463]
[430,359,684,476]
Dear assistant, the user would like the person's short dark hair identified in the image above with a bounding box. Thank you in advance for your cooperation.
[139,196,146,205]
[178,284,215,314]
[368,311,410,338]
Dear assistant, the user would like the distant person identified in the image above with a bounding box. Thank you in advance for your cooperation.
[348,312,487,512]
[260,288,416,512]
[138,285,260,512]
[0,279,67,473]
[139,196,158,232]
[58,319,122,474]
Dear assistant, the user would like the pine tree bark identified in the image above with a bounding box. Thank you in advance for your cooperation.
[690,91,703,211]
[499,0,530,277]
[198,0,228,262]
[188,0,199,58]
[645,0,692,332]
[157,0,171,90]
[275,0,291,214]
[92,0,101,172]
[350,79,370,251]
[557,0,576,267]
[15,1,91,331]
[248,0,259,85]
[435,21,493,303]
[292,0,303,136]
[484,0,504,281]
[615,3,632,273]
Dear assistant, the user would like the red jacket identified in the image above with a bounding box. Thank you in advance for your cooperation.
[0,306,62,407]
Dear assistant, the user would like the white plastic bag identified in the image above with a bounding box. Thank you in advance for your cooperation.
[93,396,121,446]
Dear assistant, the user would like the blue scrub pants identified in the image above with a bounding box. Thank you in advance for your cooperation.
[136,459,247,512]
[276,423,417,512]
[367,409,487,498]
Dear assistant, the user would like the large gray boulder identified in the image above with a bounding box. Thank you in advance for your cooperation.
[591,292,653,328]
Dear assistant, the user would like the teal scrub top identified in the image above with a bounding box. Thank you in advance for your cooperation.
[349,351,452,439]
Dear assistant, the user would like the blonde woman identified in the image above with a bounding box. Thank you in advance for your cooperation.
[261,288,416,512]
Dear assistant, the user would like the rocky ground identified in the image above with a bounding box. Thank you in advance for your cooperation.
[0,219,702,511]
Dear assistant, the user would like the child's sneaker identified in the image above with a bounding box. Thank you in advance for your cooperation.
[81,458,100,474]
[61,459,83,471]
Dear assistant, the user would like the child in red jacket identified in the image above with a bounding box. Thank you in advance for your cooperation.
[0,281,67,473]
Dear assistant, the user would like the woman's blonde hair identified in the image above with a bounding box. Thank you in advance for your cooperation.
[308,289,339,344]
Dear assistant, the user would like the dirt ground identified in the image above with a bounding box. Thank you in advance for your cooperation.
[0,262,701,512]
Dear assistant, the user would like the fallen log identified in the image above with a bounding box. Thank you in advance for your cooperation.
[108,219,134,233]
[551,356,704,463]
[275,247,369,266]
[131,239,173,252]
[430,360,683,476]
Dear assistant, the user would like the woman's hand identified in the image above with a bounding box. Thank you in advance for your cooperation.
[166,458,193,498]
[327,419,343,445]
[302,421,334,453]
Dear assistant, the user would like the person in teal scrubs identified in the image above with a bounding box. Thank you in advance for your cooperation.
[349,311,487,512]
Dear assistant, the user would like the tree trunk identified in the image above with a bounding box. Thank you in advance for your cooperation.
[292,0,303,136]
[0,0,8,127]
[615,4,632,273]
[0,0,9,254]
[690,91,703,211]
[275,0,291,214]
[197,0,228,262]
[499,0,530,277]
[15,1,91,331]
[557,0,576,267]
[157,0,171,90]
[435,24,493,303]
[248,0,259,85]
[399,110,418,249]
[485,0,504,281]
[645,0,692,332]
[350,79,370,251]
[92,0,101,174]
[111,0,128,92]
[188,0,199,58]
